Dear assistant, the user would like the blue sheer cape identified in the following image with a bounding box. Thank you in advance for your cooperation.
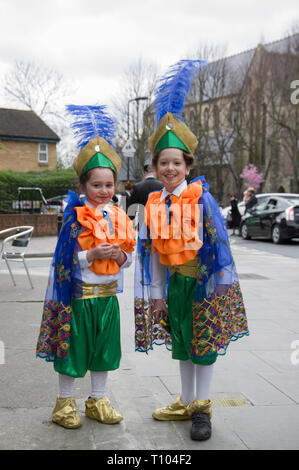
[36,191,83,361]
[134,177,249,360]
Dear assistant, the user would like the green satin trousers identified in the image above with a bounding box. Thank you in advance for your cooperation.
[54,295,121,378]
[167,272,217,365]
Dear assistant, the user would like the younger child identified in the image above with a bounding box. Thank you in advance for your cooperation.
[36,105,135,428]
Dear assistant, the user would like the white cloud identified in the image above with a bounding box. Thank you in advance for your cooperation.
[0,0,298,107]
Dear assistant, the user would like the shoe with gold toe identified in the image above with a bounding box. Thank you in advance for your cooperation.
[85,397,123,424]
[152,396,190,421]
[52,397,82,429]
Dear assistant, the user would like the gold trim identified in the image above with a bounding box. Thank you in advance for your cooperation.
[79,281,118,299]
[187,399,212,418]
[168,257,198,278]
[73,136,121,177]
[148,113,198,155]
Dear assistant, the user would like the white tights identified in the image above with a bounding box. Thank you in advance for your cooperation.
[58,371,108,399]
[179,360,214,404]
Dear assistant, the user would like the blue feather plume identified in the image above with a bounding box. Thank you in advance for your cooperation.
[66,104,117,150]
[153,59,206,124]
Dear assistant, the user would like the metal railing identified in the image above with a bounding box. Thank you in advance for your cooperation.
[0,184,78,214]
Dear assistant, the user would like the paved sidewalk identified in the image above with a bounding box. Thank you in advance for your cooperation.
[25,235,58,258]
[0,236,299,450]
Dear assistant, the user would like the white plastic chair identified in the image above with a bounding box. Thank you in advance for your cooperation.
[0,226,34,289]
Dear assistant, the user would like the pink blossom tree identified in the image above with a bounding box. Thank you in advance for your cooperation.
[240,164,264,190]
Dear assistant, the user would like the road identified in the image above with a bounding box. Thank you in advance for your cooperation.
[231,232,299,259]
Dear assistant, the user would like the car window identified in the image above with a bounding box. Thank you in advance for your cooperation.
[254,201,269,211]
[256,196,268,205]
[263,198,290,210]
[266,198,278,210]
[285,198,299,206]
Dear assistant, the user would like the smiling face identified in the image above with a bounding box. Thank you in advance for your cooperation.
[79,167,115,207]
[155,148,191,193]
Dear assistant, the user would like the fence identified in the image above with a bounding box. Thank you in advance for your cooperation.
[0,184,78,214]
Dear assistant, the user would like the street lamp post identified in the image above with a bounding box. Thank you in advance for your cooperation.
[127,96,148,180]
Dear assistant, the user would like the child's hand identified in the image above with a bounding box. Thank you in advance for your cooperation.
[152,299,168,323]
[110,244,127,266]
[110,243,122,260]
[87,243,113,262]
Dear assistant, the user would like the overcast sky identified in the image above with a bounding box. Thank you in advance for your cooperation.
[0,0,298,109]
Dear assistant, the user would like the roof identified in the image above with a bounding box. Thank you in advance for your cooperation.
[0,108,60,142]
[187,32,299,103]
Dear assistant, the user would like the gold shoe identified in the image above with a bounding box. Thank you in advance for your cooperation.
[152,396,190,421]
[52,397,82,429]
[187,399,212,419]
[85,397,123,424]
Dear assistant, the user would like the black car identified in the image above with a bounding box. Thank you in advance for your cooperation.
[240,194,299,243]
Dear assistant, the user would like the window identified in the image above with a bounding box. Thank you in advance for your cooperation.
[38,143,48,163]
[213,105,219,130]
[204,108,209,130]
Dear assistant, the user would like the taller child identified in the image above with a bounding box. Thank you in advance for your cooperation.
[37,105,135,428]
[134,60,249,441]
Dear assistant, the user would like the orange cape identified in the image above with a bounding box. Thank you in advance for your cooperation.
[145,181,203,266]
[75,205,136,275]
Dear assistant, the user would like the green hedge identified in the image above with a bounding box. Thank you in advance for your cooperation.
[0,169,78,196]
[0,169,79,212]
[0,168,77,186]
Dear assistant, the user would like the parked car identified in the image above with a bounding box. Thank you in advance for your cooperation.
[41,194,68,215]
[240,194,299,243]
[12,187,48,213]
[222,193,299,229]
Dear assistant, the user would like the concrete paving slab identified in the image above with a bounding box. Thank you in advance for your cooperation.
[259,371,299,404]
[0,407,94,450]
[253,350,299,373]
[218,405,299,450]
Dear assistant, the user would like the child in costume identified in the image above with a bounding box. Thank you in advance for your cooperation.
[36,105,136,429]
[134,61,249,441]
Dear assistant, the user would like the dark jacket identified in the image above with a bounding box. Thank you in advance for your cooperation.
[230,199,241,227]
[128,177,164,208]
[245,195,258,213]
[127,176,164,226]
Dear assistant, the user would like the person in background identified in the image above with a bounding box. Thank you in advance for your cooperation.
[127,162,163,227]
[245,187,258,213]
[121,181,134,212]
[230,194,241,235]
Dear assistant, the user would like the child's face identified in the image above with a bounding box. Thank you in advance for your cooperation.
[156,148,190,193]
[80,167,115,207]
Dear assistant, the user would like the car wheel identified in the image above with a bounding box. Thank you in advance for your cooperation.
[272,225,284,244]
[241,223,251,240]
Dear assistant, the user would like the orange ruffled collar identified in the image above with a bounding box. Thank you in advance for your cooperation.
[145,181,203,266]
[75,204,136,275]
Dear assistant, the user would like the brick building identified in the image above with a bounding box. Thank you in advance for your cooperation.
[0,108,60,172]
[145,34,299,204]
[183,33,299,203]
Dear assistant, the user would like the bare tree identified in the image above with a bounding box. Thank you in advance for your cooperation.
[186,43,246,201]
[2,60,75,168]
[234,32,299,192]
[112,58,160,180]
[3,61,71,121]
[268,31,299,192]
